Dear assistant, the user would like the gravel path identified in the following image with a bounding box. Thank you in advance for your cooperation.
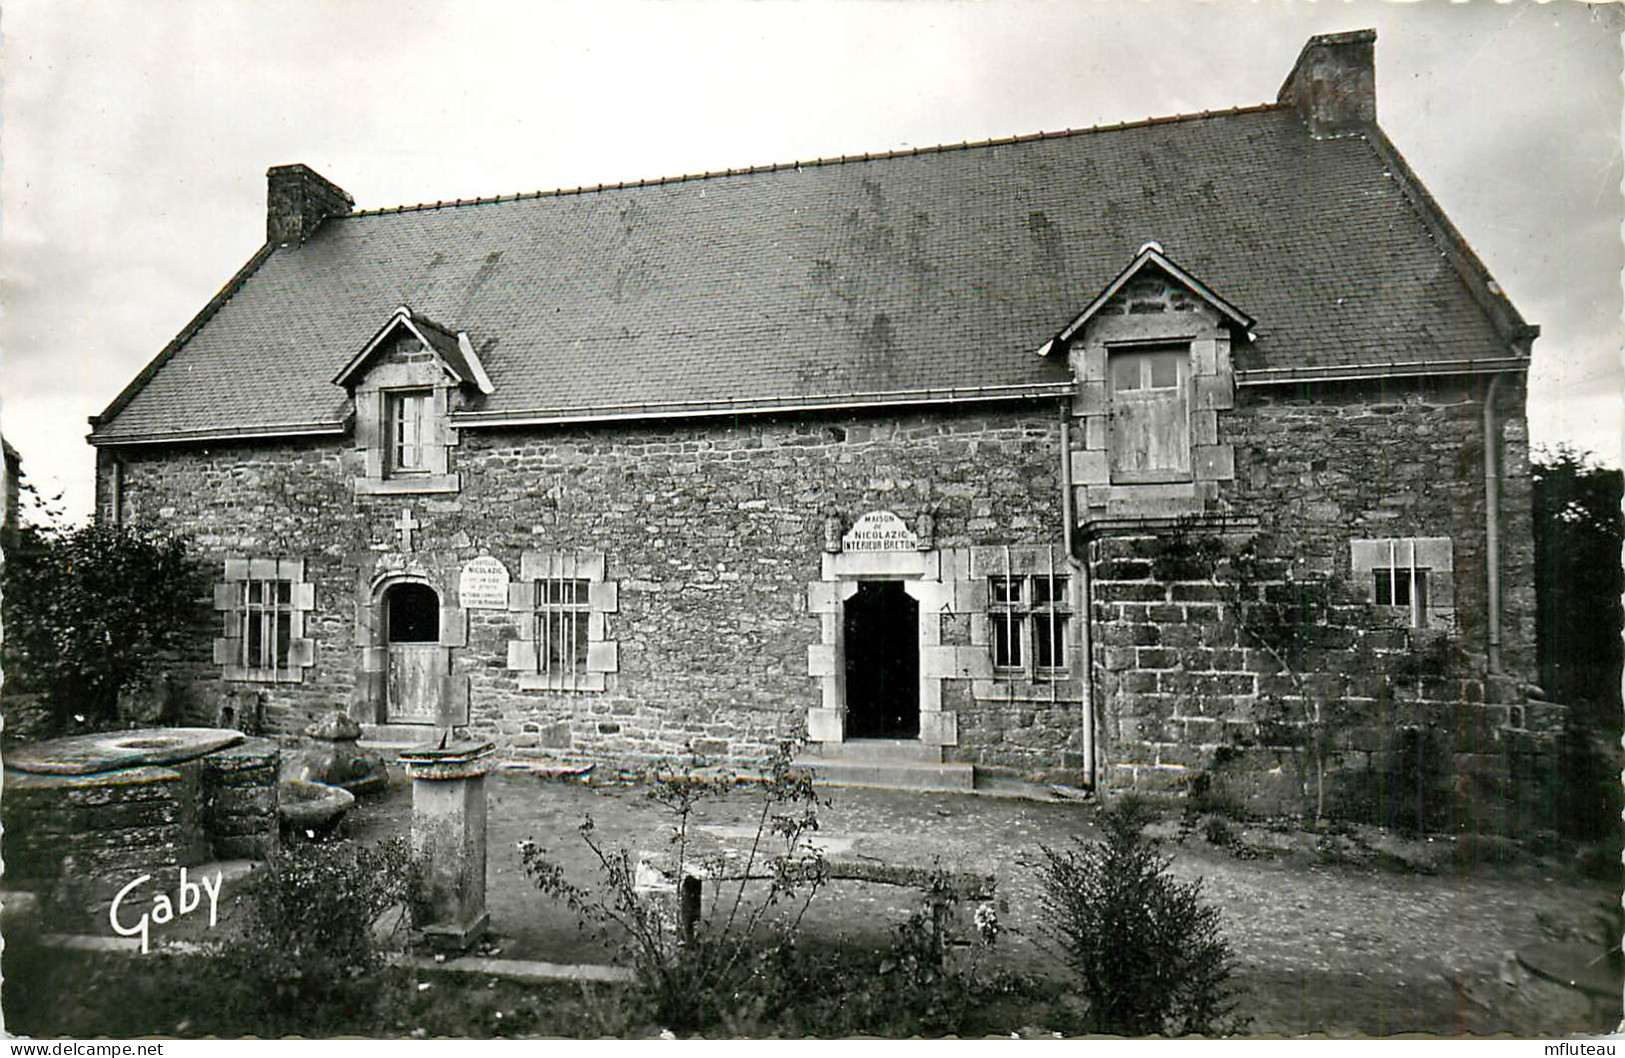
[346,771,1616,1036]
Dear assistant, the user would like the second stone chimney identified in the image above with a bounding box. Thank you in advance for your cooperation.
[266,164,353,246]
[1277,29,1376,138]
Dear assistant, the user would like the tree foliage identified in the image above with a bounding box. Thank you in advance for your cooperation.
[2,522,202,729]
[1531,445,1622,733]
[1036,797,1241,1036]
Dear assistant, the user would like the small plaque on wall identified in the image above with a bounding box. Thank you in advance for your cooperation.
[459,556,511,609]
[842,510,919,552]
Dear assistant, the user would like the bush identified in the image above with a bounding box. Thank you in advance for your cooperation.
[736,883,1023,1038]
[1555,714,1623,844]
[213,836,412,1035]
[521,745,826,1034]
[1037,797,1242,1036]
[1,523,201,730]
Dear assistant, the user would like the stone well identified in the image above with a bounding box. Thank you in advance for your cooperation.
[2,727,280,928]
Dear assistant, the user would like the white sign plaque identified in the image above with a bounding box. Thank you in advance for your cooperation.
[459,556,510,609]
[842,510,919,552]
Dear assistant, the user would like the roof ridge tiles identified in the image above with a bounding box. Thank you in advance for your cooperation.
[345,101,1286,218]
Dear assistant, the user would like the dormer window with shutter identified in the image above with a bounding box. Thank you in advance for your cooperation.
[1046,243,1251,522]
[334,305,494,496]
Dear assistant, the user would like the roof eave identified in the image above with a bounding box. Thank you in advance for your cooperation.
[451,383,1076,429]
[88,416,352,448]
[1236,356,1530,387]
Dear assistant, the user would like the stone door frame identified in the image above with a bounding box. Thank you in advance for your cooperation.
[806,547,975,748]
[352,561,470,727]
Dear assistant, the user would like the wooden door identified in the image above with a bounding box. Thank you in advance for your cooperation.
[384,582,442,724]
[387,644,441,723]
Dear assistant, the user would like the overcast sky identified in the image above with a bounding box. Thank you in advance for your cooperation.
[2,0,1620,524]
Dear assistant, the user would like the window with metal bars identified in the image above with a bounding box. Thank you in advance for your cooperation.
[241,578,294,673]
[532,577,591,679]
[989,573,1071,677]
[1373,565,1430,629]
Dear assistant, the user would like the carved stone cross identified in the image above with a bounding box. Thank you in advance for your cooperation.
[394,508,420,552]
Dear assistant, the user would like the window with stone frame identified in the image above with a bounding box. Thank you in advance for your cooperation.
[213,557,316,682]
[387,388,434,476]
[1108,345,1191,483]
[988,572,1072,678]
[1349,537,1454,632]
[505,550,619,692]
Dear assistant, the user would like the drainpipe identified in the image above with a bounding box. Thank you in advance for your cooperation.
[110,459,124,528]
[1483,374,1504,675]
[1060,410,1096,786]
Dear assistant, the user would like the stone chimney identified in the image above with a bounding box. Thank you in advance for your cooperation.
[266,164,353,246]
[1277,29,1376,138]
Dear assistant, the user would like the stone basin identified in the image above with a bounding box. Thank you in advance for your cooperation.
[278,779,356,838]
[5,727,245,776]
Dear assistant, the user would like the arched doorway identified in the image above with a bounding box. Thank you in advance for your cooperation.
[842,580,920,739]
[384,581,441,723]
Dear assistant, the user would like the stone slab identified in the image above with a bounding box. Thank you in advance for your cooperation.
[7,728,245,776]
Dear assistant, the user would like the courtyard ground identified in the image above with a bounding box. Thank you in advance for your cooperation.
[341,767,1619,1037]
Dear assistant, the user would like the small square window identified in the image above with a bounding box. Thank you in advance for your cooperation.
[1373,567,1430,628]
[987,573,1071,678]
[1032,576,1069,605]
[990,576,1023,605]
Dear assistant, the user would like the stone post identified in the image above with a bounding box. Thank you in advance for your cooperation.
[399,739,496,953]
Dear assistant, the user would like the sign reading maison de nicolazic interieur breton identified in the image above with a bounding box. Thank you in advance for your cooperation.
[459,556,510,609]
[841,510,919,552]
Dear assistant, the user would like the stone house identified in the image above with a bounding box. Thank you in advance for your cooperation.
[86,30,1551,820]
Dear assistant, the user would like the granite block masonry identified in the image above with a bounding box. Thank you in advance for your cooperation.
[84,29,1549,828]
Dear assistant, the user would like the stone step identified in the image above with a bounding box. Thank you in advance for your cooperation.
[811,738,943,763]
[792,756,975,793]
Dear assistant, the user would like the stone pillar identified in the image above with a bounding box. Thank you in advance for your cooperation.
[399,740,496,953]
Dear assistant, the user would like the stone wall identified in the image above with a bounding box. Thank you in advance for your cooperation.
[95,370,1544,814]
[102,404,1077,769]
[1089,373,1549,829]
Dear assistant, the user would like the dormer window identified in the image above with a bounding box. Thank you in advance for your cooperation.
[336,306,493,497]
[1051,243,1246,522]
[388,389,433,476]
[1108,345,1191,483]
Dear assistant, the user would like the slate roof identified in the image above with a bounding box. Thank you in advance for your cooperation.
[90,105,1532,444]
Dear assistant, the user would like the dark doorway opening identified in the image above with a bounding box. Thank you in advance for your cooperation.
[843,580,920,739]
[386,582,440,643]
[383,581,442,725]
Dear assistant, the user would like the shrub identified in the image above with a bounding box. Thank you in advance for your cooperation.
[1036,797,1242,1036]
[214,836,413,1035]
[1,523,202,730]
[521,744,826,1034]
[745,884,1021,1038]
